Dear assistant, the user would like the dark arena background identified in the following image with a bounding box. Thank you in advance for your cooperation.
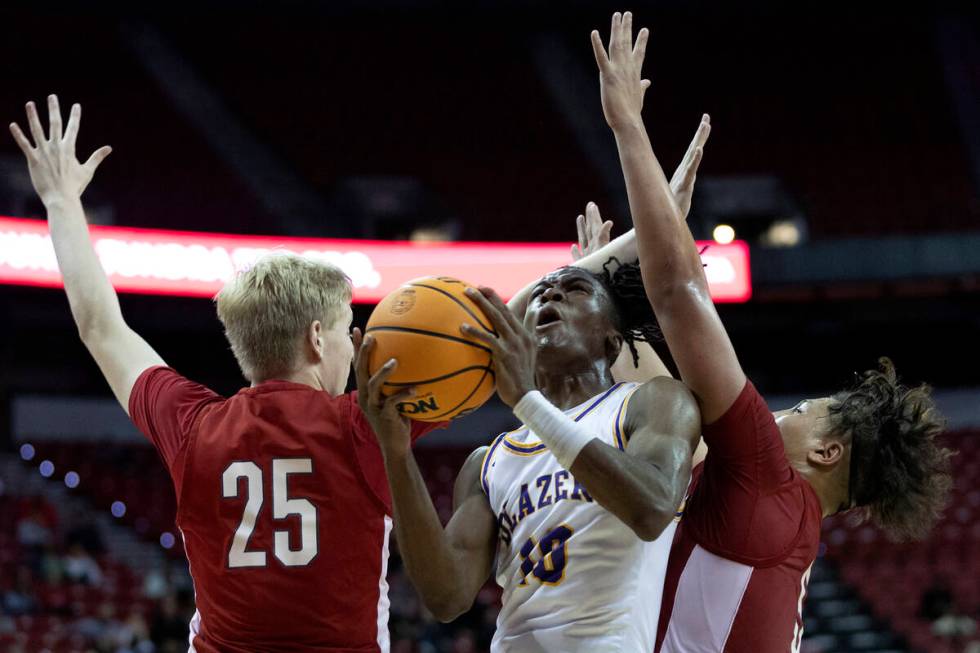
[0,1,978,652]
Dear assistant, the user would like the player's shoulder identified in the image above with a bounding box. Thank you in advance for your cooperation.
[460,445,490,482]
[455,445,492,502]
[135,364,209,393]
[130,365,223,415]
[628,376,699,424]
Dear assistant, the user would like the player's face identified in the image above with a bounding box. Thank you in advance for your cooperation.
[524,268,619,367]
[319,304,355,395]
[774,397,835,465]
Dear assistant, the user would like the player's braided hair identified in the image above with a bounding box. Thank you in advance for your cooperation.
[586,257,662,367]
[830,358,953,541]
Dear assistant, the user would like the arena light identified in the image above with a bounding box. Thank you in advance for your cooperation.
[0,217,752,303]
[713,224,736,245]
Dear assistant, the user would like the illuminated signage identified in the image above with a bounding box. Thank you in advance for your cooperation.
[0,217,751,303]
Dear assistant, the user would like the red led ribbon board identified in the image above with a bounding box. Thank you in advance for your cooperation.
[0,217,751,303]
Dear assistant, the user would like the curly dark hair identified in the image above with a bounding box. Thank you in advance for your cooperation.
[829,358,953,542]
[586,257,662,368]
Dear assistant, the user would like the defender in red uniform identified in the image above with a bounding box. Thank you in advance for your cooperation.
[11,96,440,651]
[588,13,954,652]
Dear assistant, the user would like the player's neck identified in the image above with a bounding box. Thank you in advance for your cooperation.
[535,367,615,411]
[252,366,328,393]
[797,465,848,519]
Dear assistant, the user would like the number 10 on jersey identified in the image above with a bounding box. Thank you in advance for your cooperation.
[519,524,574,586]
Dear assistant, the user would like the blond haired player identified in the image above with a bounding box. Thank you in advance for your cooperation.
[10,97,446,652]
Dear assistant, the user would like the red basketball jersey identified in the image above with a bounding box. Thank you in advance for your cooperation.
[656,381,823,653]
[129,366,442,652]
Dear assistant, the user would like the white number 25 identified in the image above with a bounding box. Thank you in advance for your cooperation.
[221,458,318,568]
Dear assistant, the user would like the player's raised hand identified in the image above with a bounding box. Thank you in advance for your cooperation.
[669,114,711,219]
[460,287,537,408]
[591,11,651,131]
[9,95,112,207]
[354,329,418,458]
[571,202,614,261]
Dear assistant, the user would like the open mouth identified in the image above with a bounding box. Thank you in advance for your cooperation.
[535,306,562,329]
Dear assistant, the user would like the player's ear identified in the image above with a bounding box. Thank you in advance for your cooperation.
[605,331,624,367]
[807,439,845,469]
[309,320,324,361]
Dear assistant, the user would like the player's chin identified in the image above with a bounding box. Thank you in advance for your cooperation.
[533,332,574,358]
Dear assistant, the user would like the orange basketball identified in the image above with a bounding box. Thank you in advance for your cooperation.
[365,276,497,421]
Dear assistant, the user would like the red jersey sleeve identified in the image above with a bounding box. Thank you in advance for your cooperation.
[684,380,813,567]
[128,366,222,477]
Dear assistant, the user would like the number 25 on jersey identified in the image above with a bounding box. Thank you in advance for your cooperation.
[222,458,318,568]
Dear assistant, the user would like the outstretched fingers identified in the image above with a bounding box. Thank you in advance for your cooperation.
[633,26,649,64]
[25,101,45,147]
[678,115,711,176]
[609,12,623,58]
[590,29,609,70]
[47,95,63,142]
[82,146,112,174]
[622,12,633,53]
[695,114,712,148]
[9,122,34,157]
[598,219,613,247]
[63,103,81,150]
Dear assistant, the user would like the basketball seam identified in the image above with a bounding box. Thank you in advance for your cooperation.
[382,365,496,387]
[408,283,498,335]
[363,326,493,354]
[425,365,495,421]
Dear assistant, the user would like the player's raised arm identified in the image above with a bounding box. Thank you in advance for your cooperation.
[9,96,164,412]
[506,119,709,319]
[594,13,742,423]
[354,331,497,622]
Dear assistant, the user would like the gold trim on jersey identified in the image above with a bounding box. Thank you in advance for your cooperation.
[674,497,687,523]
[613,384,642,451]
[501,383,627,455]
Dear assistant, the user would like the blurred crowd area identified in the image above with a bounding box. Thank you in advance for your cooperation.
[1,494,195,652]
[387,557,500,653]
[0,491,500,653]
[0,428,977,652]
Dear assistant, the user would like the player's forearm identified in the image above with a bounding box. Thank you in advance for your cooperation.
[570,440,681,541]
[45,195,125,340]
[573,228,637,272]
[513,391,680,540]
[381,450,477,620]
[508,229,638,317]
[612,121,706,303]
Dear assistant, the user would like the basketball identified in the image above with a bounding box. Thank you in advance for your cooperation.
[365,276,497,421]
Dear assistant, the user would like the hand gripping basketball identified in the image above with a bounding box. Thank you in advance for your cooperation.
[354,328,417,458]
[460,287,538,408]
[363,276,497,421]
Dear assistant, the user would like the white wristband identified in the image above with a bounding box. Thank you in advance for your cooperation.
[513,391,597,470]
